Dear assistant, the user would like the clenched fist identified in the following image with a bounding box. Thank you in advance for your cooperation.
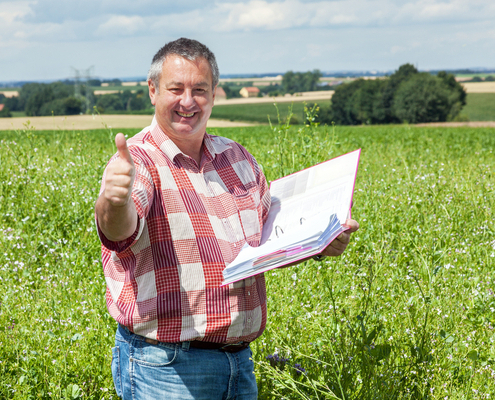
[95,133,138,241]
[104,133,136,207]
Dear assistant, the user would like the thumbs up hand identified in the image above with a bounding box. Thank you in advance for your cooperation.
[104,133,136,207]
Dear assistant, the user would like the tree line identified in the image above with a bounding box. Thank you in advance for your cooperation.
[219,70,329,99]
[0,81,153,117]
[314,64,467,125]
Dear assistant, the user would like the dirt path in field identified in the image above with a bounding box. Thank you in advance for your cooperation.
[214,90,334,106]
[415,121,495,127]
[0,115,257,131]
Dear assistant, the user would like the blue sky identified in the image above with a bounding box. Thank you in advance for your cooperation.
[1,0,494,81]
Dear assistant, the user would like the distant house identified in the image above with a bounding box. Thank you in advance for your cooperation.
[215,86,227,101]
[239,86,260,98]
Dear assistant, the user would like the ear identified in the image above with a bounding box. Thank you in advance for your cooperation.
[148,79,157,106]
[212,84,217,106]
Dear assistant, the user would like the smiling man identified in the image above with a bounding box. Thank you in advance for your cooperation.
[95,38,358,399]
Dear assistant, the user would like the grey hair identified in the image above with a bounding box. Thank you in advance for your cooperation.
[147,38,219,93]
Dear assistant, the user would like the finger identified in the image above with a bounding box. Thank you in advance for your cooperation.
[322,240,347,257]
[115,133,134,165]
[335,231,351,247]
[342,219,359,233]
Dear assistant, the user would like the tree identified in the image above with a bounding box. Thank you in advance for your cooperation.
[0,106,12,118]
[327,79,387,125]
[437,71,467,120]
[127,90,148,111]
[326,64,466,125]
[282,70,322,94]
[87,79,102,87]
[393,73,453,123]
[379,63,419,123]
[4,96,20,112]
[24,84,54,116]
[220,85,242,99]
[19,81,85,116]
[96,94,125,112]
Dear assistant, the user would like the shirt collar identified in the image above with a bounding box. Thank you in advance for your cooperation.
[149,116,230,163]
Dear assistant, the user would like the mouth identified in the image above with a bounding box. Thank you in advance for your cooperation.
[176,111,196,118]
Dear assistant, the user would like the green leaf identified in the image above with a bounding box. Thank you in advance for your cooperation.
[365,328,377,345]
[467,350,479,361]
[71,333,82,341]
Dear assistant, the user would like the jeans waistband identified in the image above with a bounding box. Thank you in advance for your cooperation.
[118,324,249,353]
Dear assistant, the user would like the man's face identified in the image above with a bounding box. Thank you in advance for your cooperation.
[148,55,216,145]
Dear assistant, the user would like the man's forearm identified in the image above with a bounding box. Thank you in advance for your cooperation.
[95,193,138,242]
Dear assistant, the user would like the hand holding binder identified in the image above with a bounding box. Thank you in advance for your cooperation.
[222,149,361,286]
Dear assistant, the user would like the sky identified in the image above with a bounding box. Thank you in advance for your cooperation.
[1,0,495,82]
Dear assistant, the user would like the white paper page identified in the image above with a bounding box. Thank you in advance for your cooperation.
[261,177,352,244]
[228,211,330,268]
[261,149,360,245]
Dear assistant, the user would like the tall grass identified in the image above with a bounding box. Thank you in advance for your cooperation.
[0,118,494,399]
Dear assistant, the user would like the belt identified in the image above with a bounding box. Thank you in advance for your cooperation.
[144,338,250,353]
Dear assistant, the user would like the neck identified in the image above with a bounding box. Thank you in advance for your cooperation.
[172,135,204,166]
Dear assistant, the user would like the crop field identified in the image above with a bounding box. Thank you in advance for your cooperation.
[461,82,495,94]
[0,119,494,399]
[210,100,332,124]
[462,93,495,121]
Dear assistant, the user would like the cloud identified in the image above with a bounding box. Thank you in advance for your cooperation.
[0,1,33,23]
[96,15,146,36]
[5,0,495,41]
[2,0,495,81]
[20,0,208,23]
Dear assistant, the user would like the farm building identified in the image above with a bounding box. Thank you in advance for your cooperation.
[215,86,227,100]
[239,86,260,98]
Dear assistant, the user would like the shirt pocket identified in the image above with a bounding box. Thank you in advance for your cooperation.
[232,187,261,243]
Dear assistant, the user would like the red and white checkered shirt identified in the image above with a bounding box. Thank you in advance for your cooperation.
[97,117,271,344]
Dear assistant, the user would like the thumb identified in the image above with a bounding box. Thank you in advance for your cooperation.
[343,219,360,233]
[115,133,134,165]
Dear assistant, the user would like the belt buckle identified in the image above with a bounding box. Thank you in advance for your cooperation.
[220,341,248,353]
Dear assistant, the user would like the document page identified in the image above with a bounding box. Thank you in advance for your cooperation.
[222,149,361,285]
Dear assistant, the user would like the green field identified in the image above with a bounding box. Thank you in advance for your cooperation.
[0,121,494,399]
[91,85,146,92]
[211,94,494,124]
[455,74,495,79]
[461,93,495,121]
[211,100,332,124]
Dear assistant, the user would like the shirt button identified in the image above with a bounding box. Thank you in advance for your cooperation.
[248,291,250,295]
[247,318,252,323]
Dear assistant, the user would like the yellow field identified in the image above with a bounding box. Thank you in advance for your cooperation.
[0,91,19,98]
[461,82,495,93]
[0,114,255,131]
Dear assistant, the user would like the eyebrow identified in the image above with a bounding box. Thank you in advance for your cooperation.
[167,81,209,88]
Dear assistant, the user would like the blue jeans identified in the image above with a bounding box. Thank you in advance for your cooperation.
[111,324,258,399]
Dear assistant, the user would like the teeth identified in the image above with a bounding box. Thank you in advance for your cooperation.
[177,111,194,117]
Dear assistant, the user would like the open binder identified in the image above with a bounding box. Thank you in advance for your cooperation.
[221,149,361,286]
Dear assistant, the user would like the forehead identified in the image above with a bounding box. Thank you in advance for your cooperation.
[161,54,213,85]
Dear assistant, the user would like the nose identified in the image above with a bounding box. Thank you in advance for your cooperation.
[180,89,195,108]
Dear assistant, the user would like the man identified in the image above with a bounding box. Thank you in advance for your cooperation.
[95,38,358,399]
